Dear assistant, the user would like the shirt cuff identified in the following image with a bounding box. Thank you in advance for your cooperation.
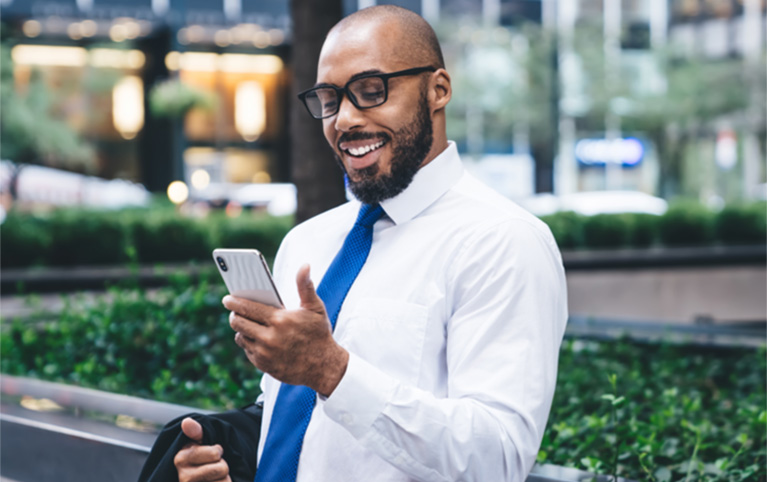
[323,351,398,439]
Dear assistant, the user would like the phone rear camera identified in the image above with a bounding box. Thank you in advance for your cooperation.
[216,256,228,272]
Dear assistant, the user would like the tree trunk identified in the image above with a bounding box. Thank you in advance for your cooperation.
[290,0,346,224]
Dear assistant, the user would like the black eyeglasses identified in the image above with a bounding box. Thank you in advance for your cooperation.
[297,66,436,119]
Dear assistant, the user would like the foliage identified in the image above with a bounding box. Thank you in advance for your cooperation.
[539,211,585,250]
[582,214,632,249]
[443,21,555,154]
[542,339,766,481]
[47,210,129,266]
[541,201,765,250]
[0,213,51,268]
[2,201,762,270]
[1,282,764,479]
[715,203,767,245]
[129,214,210,264]
[0,274,259,410]
[0,41,95,169]
[658,201,716,247]
[149,79,217,119]
[0,207,293,269]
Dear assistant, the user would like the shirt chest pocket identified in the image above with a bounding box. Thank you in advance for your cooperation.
[337,298,428,386]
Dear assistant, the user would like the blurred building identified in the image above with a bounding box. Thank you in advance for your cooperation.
[2,0,764,204]
[1,0,292,193]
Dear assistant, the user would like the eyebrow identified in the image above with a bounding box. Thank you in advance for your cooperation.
[313,69,384,89]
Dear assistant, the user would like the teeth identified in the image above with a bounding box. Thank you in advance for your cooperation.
[347,140,384,157]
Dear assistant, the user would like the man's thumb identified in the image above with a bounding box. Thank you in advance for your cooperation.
[296,264,324,313]
[181,417,204,444]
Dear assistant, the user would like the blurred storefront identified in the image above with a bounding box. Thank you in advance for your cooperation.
[1,0,291,193]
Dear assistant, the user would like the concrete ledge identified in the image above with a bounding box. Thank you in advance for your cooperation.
[1,375,214,425]
[562,244,766,270]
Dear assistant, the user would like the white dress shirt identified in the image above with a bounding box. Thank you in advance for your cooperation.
[259,142,568,482]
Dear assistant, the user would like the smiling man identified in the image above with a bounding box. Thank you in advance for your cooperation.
[139,5,567,482]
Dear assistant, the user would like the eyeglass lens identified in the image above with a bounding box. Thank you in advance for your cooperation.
[304,76,387,118]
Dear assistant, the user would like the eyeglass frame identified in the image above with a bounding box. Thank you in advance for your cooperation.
[297,66,437,119]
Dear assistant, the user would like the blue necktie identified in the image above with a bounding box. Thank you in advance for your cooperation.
[254,203,384,482]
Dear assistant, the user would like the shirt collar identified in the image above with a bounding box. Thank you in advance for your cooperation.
[379,141,463,225]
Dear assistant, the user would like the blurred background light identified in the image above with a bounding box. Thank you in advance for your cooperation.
[252,30,270,48]
[235,81,266,142]
[268,29,285,46]
[167,181,189,204]
[163,52,283,74]
[214,29,232,47]
[112,76,144,140]
[22,20,41,37]
[80,19,97,37]
[109,23,127,42]
[91,49,145,69]
[190,169,211,190]
[12,45,87,67]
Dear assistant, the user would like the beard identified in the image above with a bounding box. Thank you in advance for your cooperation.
[336,91,433,205]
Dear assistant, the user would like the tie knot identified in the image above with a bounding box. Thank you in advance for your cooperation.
[356,203,384,228]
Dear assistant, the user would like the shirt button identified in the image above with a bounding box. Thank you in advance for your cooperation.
[340,413,354,425]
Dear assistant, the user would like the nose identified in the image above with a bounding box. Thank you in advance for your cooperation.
[333,93,365,132]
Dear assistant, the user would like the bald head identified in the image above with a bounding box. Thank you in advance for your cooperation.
[328,5,445,70]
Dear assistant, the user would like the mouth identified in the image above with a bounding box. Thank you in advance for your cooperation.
[339,139,387,158]
[338,137,389,171]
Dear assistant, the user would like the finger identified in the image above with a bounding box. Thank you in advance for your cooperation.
[181,417,204,444]
[186,444,225,466]
[184,457,228,480]
[230,311,269,340]
[174,443,223,468]
[296,264,326,314]
[223,295,276,326]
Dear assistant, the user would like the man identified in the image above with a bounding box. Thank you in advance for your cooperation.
[145,5,567,482]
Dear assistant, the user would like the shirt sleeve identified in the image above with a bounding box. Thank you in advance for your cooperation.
[322,219,568,482]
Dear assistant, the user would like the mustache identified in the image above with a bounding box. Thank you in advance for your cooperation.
[337,131,391,150]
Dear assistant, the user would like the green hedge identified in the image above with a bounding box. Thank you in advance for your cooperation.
[1,279,764,480]
[541,200,766,251]
[1,201,764,269]
[0,208,293,269]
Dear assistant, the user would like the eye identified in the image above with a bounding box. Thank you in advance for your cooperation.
[322,99,338,111]
[350,77,385,105]
[360,89,385,102]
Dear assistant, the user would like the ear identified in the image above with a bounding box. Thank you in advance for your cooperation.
[428,68,452,114]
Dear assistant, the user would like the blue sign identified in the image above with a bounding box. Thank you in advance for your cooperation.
[575,137,644,167]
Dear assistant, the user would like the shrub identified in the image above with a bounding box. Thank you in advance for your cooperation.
[0,211,51,268]
[212,214,293,263]
[628,213,660,248]
[658,202,715,247]
[0,274,259,409]
[540,211,585,250]
[542,339,766,481]
[714,202,767,245]
[582,214,632,249]
[1,283,764,479]
[130,215,213,264]
[46,210,129,266]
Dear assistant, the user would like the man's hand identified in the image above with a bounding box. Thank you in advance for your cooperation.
[174,417,231,482]
[224,264,349,397]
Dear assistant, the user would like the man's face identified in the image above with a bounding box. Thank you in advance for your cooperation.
[316,24,434,204]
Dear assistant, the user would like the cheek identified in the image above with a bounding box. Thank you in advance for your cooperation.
[322,121,337,150]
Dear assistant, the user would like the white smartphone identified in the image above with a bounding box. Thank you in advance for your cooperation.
[212,248,284,308]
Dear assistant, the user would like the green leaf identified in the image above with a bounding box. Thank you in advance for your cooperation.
[654,467,672,482]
